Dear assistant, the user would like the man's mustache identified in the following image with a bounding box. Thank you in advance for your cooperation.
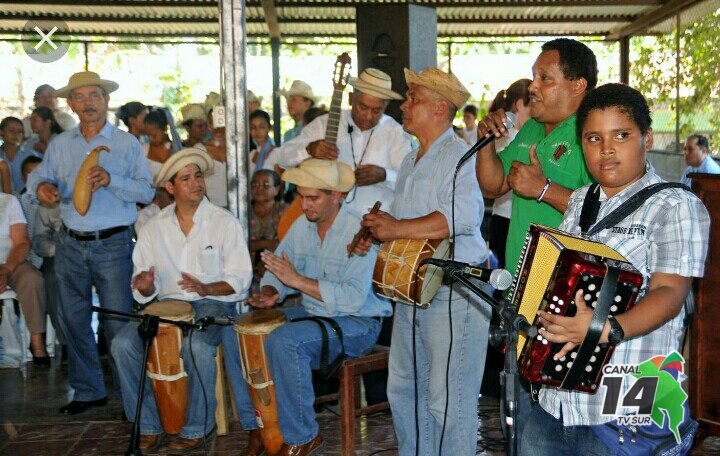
[83,108,97,113]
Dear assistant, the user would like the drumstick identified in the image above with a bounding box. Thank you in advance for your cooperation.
[347,201,382,256]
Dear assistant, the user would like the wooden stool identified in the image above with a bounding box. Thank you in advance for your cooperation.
[314,347,390,455]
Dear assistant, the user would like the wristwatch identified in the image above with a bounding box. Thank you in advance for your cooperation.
[607,315,625,345]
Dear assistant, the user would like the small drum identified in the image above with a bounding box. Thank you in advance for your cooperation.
[373,238,450,308]
[140,300,195,434]
[235,309,287,455]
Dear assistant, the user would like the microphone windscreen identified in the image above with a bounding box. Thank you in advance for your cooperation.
[489,269,513,291]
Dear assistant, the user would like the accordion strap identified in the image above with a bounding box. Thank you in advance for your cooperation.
[561,265,620,390]
[579,182,690,237]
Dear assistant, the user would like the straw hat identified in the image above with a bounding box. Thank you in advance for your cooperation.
[280,80,315,101]
[154,146,215,187]
[248,90,262,105]
[204,91,222,114]
[349,68,403,101]
[404,67,470,109]
[282,159,355,193]
[54,71,119,98]
[176,104,207,128]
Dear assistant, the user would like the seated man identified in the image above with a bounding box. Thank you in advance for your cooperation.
[680,134,720,187]
[521,84,709,455]
[0,191,47,364]
[235,159,391,456]
[111,147,252,452]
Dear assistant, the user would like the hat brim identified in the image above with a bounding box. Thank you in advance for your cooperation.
[349,79,404,101]
[154,147,215,187]
[282,163,355,193]
[54,79,119,98]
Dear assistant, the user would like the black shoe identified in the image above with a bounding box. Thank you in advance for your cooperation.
[59,397,108,415]
[32,355,51,367]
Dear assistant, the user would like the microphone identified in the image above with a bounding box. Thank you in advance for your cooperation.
[456,111,516,170]
[421,258,513,291]
[195,315,236,331]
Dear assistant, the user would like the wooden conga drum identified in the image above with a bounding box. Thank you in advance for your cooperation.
[140,300,195,435]
[234,309,287,455]
[373,238,450,308]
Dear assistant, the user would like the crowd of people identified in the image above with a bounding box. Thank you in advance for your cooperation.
[0,36,715,455]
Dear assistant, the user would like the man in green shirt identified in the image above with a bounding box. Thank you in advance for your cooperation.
[474,38,598,445]
[476,38,597,278]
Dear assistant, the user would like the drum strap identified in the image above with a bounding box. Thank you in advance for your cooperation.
[560,265,620,390]
[291,316,347,379]
[579,182,690,236]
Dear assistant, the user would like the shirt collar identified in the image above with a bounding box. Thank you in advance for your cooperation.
[71,119,113,140]
[421,126,461,160]
[598,170,660,203]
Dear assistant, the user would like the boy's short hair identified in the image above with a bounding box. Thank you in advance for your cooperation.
[21,155,43,175]
[576,83,652,138]
[463,105,478,117]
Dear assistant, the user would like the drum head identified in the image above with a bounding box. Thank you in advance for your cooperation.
[234,309,286,335]
[418,239,450,305]
[140,300,195,322]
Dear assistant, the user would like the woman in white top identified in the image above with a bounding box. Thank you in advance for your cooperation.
[487,79,532,268]
[142,107,182,181]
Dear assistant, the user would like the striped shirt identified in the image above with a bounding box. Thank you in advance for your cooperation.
[539,170,710,426]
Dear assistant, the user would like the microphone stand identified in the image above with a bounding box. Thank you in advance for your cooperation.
[442,267,536,456]
[91,306,198,456]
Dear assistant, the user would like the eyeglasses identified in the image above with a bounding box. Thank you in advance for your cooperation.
[70,92,104,103]
[251,183,275,189]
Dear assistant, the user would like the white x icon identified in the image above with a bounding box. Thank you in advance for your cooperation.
[34,26,58,51]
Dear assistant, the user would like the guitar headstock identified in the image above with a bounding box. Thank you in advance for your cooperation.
[332,52,352,91]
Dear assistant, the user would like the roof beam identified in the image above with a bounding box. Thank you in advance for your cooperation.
[265,0,661,7]
[606,0,701,39]
[0,0,216,5]
[260,0,281,38]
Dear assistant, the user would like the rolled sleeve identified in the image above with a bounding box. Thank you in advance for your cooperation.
[131,225,159,303]
[218,219,253,298]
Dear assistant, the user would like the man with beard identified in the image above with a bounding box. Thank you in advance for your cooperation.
[27,71,154,415]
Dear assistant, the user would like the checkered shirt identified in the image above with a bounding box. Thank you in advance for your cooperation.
[538,170,710,426]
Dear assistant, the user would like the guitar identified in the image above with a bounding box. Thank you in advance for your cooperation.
[323,52,352,145]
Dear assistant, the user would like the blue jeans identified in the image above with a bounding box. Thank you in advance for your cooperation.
[388,284,492,456]
[520,406,615,456]
[55,228,134,401]
[228,307,381,445]
[112,299,237,439]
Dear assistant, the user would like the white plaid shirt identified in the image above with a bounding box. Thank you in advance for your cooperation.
[539,170,710,426]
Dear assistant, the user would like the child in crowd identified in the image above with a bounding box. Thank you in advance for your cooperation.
[0,116,33,193]
[248,109,276,176]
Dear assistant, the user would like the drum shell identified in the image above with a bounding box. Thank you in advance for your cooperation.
[140,300,195,435]
[372,238,449,307]
[235,309,286,455]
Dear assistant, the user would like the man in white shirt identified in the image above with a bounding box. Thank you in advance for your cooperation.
[277,68,412,213]
[111,147,252,452]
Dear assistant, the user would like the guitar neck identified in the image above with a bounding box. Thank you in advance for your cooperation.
[323,87,345,145]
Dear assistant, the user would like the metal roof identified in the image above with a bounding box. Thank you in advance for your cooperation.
[0,0,717,40]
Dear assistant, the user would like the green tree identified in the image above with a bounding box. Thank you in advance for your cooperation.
[632,11,720,149]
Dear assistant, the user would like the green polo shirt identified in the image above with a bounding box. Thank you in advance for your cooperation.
[499,115,593,277]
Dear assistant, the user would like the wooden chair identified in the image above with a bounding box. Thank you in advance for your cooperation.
[314,347,390,455]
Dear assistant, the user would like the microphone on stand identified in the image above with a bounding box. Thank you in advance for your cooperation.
[420,258,513,291]
[195,315,236,331]
[456,111,516,170]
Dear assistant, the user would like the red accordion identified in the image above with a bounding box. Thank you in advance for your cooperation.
[511,225,643,393]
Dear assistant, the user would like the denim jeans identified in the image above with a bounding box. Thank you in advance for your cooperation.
[519,406,615,456]
[388,283,492,456]
[55,228,134,401]
[112,299,237,439]
[228,307,381,445]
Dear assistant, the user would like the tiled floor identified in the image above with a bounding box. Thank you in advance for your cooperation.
[2,355,718,455]
[0,356,505,455]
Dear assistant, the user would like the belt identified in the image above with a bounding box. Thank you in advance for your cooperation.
[63,224,130,241]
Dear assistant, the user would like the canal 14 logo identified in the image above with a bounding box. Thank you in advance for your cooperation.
[601,351,688,443]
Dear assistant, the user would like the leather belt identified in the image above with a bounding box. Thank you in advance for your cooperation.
[63,224,130,241]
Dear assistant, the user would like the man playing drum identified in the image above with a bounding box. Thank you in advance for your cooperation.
[352,67,492,455]
[237,158,391,456]
[111,147,252,452]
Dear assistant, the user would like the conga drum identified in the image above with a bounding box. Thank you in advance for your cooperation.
[234,309,287,455]
[373,238,450,308]
[140,300,195,434]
